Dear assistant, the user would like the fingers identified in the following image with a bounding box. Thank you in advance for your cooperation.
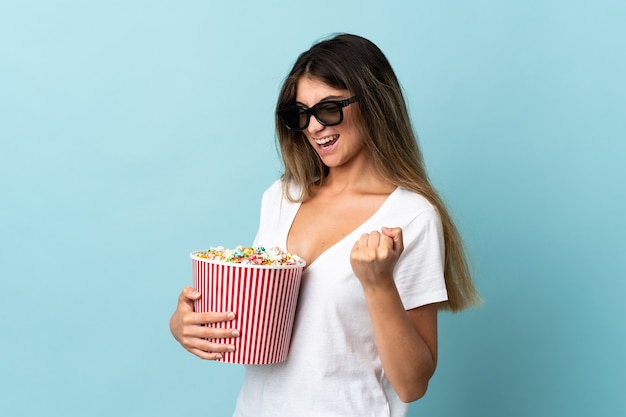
[173,285,241,360]
[183,310,237,327]
[353,231,385,258]
[178,313,240,361]
[181,285,201,300]
[354,228,402,259]
[350,228,404,275]
[184,328,240,360]
[188,348,228,361]
[186,338,237,361]
[177,286,200,312]
[381,226,404,255]
[178,287,238,324]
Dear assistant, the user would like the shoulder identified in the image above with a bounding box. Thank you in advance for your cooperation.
[259,179,304,214]
[262,178,282,197]
[258,180,283,214]
[391,187,440,221]
[262,179,303,201]
[385,187,444,246]
[261,179,298,199]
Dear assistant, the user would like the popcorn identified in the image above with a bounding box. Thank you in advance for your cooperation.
[191,245,305,364]
[194,246,303,266]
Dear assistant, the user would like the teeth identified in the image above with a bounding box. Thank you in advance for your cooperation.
[314,135,338,145]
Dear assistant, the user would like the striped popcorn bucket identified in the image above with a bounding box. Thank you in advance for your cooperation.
[190,252,304,364]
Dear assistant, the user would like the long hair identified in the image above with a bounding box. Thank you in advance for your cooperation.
[275,33,480,312]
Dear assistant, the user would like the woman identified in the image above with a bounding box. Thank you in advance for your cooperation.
[170,33,480,417]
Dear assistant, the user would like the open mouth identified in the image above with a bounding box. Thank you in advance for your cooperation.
[315,134,339,149]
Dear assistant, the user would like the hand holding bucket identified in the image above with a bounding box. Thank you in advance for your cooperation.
[191,248,305,365]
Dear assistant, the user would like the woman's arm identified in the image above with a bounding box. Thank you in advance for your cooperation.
[350,227,439,402]
[361,283,438,402]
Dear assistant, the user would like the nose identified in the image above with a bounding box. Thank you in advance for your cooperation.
[306,114,325,135]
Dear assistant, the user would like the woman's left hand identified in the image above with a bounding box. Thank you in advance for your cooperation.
[350,226,404,287]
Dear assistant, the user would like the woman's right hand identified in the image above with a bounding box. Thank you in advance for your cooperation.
[169,286,240,360]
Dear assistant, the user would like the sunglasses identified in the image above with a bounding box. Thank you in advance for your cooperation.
[277,96,359,131]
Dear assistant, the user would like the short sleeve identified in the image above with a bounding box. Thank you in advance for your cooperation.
[393,206,448,310]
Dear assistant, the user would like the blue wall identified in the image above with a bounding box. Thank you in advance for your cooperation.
[1,1,624,416]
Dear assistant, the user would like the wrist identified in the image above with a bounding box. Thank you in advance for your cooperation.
[360,275,397,295]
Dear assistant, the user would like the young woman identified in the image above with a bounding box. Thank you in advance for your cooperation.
[170,33,480,417]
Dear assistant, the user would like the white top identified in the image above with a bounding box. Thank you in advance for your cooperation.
[233,180,448,417]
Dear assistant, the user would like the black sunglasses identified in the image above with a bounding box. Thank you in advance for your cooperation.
[277,96,359,131]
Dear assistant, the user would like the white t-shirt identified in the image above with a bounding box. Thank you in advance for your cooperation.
[233,180,448,417]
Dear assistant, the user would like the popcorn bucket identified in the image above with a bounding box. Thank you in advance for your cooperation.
[190,251,304,364]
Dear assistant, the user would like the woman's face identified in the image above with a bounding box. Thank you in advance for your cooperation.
[295,76,367,170]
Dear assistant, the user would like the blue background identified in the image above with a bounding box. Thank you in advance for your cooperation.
[1,1,624,416]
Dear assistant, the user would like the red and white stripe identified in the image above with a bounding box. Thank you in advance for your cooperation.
[192,255,303,365]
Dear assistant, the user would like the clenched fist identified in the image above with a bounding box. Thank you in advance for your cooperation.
[350,227,404,288]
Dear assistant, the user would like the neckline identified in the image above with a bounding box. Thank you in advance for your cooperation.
[284,186,401,269]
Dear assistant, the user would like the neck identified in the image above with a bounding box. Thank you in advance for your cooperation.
[322,162,395,194]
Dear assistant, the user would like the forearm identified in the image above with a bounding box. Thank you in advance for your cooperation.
[362,279,437,403]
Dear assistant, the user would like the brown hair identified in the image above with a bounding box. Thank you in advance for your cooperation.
[275,33,481,312]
